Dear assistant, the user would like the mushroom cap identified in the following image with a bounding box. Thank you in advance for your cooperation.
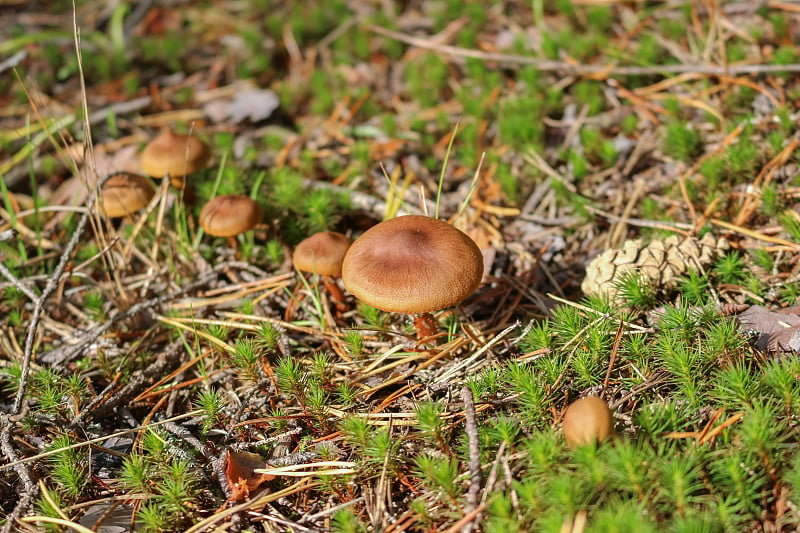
[341,215,483,314]
[140,129,210,186]
[199,195,263,237]
[100,174,155,218]
[293,231,353,277]
[562,396,613,449]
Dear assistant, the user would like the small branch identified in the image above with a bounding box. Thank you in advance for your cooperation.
[0,486,38,533]
[39,270,219,365]
[13,174,106,414]
[461,386,482,533]
[366,24,800,77]
[0,260,38,303]
[69,340,184,426]
[0,411,36,481]
[0,179,108,519]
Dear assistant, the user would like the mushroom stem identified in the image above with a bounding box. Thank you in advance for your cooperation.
[413,312,439,340]
[323,277,348,313]
[168,173,197,205]
[226,236,240,259]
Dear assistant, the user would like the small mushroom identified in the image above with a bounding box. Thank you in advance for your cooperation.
[562,396,613,449]
[293,231,352,311]
[199,195,263,251]
[341,215,483,340]
[140,129,210,189]
[99,173,155,218]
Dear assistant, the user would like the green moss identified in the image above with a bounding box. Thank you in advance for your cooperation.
[664,122,702,162]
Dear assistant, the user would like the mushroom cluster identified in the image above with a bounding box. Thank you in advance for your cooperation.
[342,215,483,339]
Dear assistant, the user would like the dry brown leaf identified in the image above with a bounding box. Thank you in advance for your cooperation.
[736,305,800,352]
[224,450,274,501]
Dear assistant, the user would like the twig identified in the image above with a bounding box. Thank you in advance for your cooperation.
[11,1,109,413]
[711,218,800,250]
[69,340,184,426]
[1,410,203,472]
[0,488,38,533]
[602,321,624,394]
[584,205,694,232]
[434,322,518,384]
[0,260,38,302]
[366,24,800,76]
[39,270,218,365]
[445,504,488,533]
[163,421,212,458]
[460,386,482,533]
[303,496,366,524]
[0,407,36,510]
[12,177,106,413]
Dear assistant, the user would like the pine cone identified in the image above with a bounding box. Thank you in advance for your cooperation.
[581,233,729,300]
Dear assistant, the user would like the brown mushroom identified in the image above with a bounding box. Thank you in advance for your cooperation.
[562,396,613,449]
[292,231,352,312]
[99,173,155,218]
[199,195,262,251]
[140,129,210,189]
[341,215,483,340]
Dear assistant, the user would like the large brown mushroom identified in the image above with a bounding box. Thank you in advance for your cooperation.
[199,195,262,251]
[293,231,352,311]
[140,129,210,189]
[99,173,155,218]
[341,215,483,339]
[562,396,613,449]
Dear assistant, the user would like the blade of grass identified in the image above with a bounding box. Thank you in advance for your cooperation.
[192,152,228,250]
[435,116,461,220]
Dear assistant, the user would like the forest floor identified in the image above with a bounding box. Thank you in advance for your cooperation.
[3,1,800,532]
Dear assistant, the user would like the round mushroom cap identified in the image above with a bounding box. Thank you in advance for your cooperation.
[100,174,155,218]
[562,396,613,449]
[342,215,483,314]
[140,129,210,187]
[293,232,353,277]
[199,195,263,237]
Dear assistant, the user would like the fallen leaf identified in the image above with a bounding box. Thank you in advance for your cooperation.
[224,450,274,501]
[204,88,280,124]
[736,305,800,352]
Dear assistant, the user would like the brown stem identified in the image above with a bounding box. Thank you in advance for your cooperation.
[226,236,243,260]
[413,312,439,340]
[168,173,197,206]
[323,276,348,313]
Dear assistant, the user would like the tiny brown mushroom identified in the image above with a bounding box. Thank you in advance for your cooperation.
[293,231,353,312]
[562,396,613,449]
[341,215,483,340]
[99,173,155,218]
[199,195,263,251]
[140,129,210,189]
